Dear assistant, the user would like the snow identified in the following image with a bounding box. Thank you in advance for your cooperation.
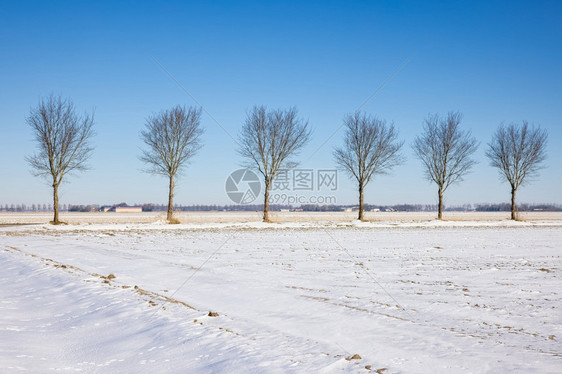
[1,218,561,372]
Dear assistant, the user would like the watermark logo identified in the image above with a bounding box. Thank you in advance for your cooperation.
[225,169,261,204]
[226,168,338,205]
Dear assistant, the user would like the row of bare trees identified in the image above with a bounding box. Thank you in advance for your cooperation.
[25,95,204,224]
[26,95,548,224]
[337,111,547,221]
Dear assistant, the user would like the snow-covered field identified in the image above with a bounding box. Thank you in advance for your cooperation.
[1,214,561,373]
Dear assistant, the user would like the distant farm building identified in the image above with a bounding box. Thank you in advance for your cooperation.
[115,206,142,213]
[101,205,142,213]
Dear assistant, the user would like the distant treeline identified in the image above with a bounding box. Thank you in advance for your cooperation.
[472,203,562,212]
[2,202,561,213]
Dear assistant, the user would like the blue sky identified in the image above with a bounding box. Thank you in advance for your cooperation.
[1,0,561,207]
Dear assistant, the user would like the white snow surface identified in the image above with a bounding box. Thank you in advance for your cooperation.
[1,221,561,373]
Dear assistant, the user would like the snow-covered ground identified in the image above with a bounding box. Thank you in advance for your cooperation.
[1,219,561,372]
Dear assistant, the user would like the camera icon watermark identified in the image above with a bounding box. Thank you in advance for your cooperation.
[225,168,338,205]
[225,169,261,204]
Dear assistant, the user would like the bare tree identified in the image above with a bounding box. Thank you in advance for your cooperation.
[486,122,547,220]
[26,95,95,224]
[412,111,478,220]
[140,106,203,223]
[334,112,404,221]
[239,106,311,222]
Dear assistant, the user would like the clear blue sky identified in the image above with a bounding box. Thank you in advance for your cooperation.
[1,0,561,207]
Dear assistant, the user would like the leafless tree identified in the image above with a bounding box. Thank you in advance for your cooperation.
[486,122,547,220]
[140,106,203,223]
[334,112,404,221]
[26,95,95,224]
[412,111,478,220]
[239,106,311,222]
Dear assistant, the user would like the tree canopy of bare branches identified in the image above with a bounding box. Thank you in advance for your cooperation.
[486,122,547,220]
[140,105,203,222]
[412,111,478,219]
[26,94,95,224]
[334,112,404,221]
[239,106,311,222]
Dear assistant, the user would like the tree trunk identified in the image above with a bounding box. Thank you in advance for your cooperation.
[511,186,517,220]
[358,183,364,221]
[52,183,59,224]
[167,174,175,222]
[263,180,270,222]
[437,187,444,220]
